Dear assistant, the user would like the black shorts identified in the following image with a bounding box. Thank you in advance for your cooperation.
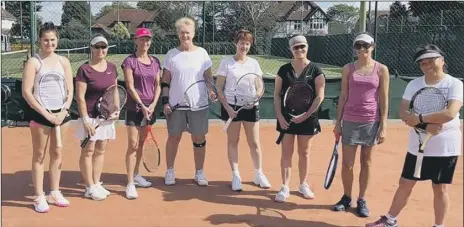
[220,104,260,123]
[401,152,459,184]
[276,115,321,136]
[26,106,71,127]
[125,109,156,127]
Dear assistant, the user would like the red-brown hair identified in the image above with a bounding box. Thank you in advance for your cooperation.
[234,29,254,44]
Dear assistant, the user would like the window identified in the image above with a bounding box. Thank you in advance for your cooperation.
[294,21,301,30]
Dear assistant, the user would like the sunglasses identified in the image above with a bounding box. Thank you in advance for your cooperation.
[354,42,371,50]
[292,45,306,50]
[93,45,108,49]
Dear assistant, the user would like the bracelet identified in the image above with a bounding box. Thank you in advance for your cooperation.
[419,114,424,123]
[161,96,169,105]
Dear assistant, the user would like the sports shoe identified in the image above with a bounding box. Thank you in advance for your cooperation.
[134,174,152,188]
[194,169,208,186]
[253,172,271,189]
[33,193,50,213]
[165,168,176,186]
[357,198,370,217]
[97,182,111,196]
[274,185,290,202]
[333,194,352,211]
[84,185,107,201]
[125,183,138,200]
[231,173,242,191]
[298,182,315,199]
[47,190,70,207]
[365,216,398,227]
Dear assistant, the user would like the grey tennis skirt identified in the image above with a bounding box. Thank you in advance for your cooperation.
[341,120,380,146]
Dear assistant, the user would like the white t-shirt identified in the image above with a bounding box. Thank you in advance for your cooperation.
[163,47,213,111]
[216,56,263,106]
[402,74,463,157]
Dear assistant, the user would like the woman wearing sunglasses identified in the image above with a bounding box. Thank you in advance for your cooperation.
[75,35,118,201]
[332,33,390,217]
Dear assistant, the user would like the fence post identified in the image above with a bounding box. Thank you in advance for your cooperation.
[29,1,37,56]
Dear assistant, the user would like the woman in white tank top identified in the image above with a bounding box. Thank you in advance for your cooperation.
[21,22,74,213]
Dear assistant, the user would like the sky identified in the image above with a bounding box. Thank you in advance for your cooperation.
[37,1,406,26]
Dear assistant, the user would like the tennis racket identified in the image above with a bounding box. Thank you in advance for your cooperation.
[168,80,218,113]
[142,116,161,172]
[80,84,127,148]
[409,86,447,178]
[324,134,340,190]
[36,71,68,148]
[223,73,264,132]
[275,81,315,144]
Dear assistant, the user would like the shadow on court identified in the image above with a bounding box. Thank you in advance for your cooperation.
[1,170,128,209]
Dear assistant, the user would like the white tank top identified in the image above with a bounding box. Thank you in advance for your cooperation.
[32,54,67,110]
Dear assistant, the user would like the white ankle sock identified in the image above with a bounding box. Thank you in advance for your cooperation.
[386,214,396,221]
[254,168,263,175]
[434,224,444,227]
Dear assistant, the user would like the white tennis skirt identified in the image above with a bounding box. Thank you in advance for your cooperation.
[74,118,117,142]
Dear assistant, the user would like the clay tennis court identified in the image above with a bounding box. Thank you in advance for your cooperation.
[2,121,463,227]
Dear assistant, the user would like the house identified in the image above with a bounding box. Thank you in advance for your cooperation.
[1,2,16,51]
[272,1,331,37]
[91,9,155,38]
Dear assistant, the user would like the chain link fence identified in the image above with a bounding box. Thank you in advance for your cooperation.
[2,1,463,123]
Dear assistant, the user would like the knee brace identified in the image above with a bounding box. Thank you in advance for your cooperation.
[193,140,206,148]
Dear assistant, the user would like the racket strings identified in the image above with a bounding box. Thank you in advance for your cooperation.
[234,74,264,108]
[413,91,447,114]
[98,86,127,118]
[285,84,313,115]
[38,74,67,109]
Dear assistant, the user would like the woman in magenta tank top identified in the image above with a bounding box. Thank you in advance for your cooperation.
[332,33,390,217]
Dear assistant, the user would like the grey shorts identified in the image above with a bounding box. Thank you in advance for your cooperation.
[166,108,209,136]
[341,120,379,146]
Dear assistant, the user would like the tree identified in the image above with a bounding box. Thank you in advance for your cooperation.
[61,2,91,27]
[326,4,359,32]
[109,22,130,40]
[5,2,43,38]
[389,1,408,18]
[95,2,135,20]
[408,2,463,17]
[59,18,90,40]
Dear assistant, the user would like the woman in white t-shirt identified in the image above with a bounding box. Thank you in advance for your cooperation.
[366,44,463,227]
[215,30,271,192]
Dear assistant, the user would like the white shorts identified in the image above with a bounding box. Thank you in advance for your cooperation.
[74,118,116,142]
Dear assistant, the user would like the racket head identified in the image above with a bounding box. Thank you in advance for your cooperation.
[143,131,161,172]
[234,73,265,109]
[410,87,447,132]
[37,72,68,110]
[324,137,340,189]
[1,84,11,103]
[283,81,314,116]
[181,80,218,111]
[96,85,127,119]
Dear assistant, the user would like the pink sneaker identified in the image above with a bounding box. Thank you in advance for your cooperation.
[47,190,70,207]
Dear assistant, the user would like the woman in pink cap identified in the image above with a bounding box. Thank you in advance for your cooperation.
[121,27,161,199]
[332,33,390,217]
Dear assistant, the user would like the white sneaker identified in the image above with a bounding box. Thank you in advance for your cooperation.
[298,182,315,199]
[253,172,271,189]
[134,174,152,188]
[47,190,70,207]
[194,169,208,186]
[33,193,50,213]
[97,182,111,196]
[84,185,107,201]
[125,183,138,200]
[165,168,176,186]
[274,185,290,203]
[231,173,242,191]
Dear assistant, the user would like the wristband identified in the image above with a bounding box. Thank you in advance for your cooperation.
[83,116,91,124]
[161,82,170,89]
[161,96,169,105]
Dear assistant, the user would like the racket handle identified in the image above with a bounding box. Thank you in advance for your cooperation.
[223,118,233,132]
[413,154,424,178]
[55,126,63,148]
[80,125,101,148]
[276,132,285,145]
